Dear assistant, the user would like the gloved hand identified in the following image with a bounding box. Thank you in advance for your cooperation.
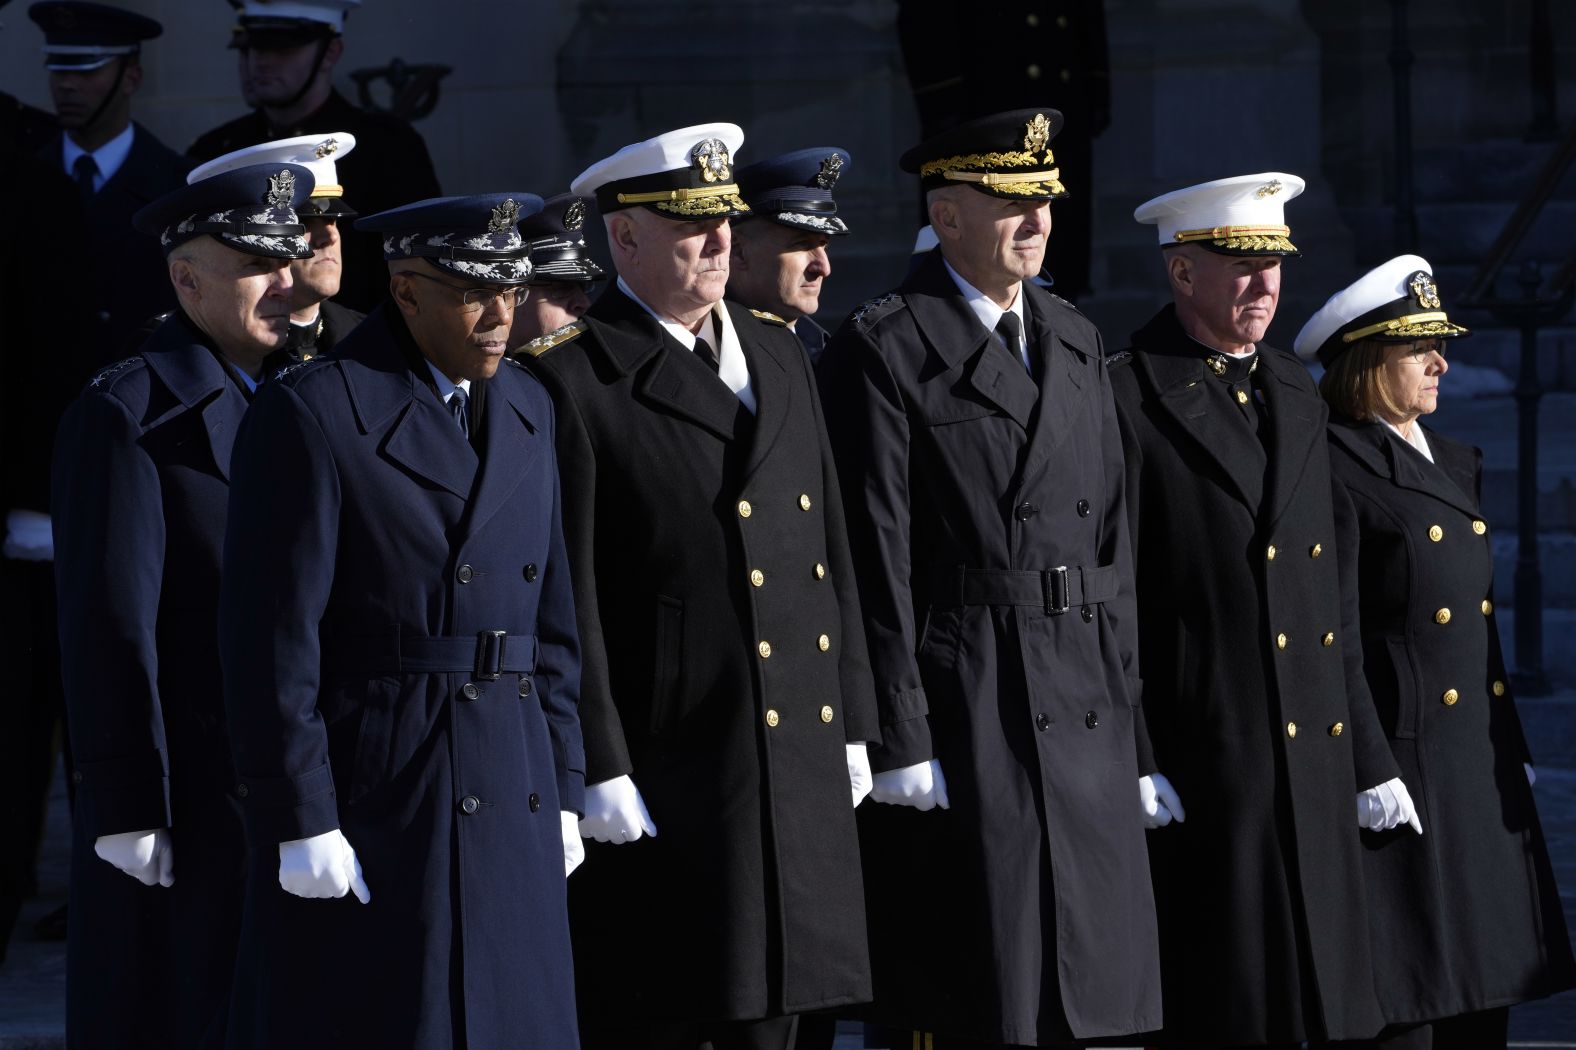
[1139,773,1187,828]
[3,509,53,561]
[847,743,873,808]
[578,775,657,843]
[1357,777,1423,835]
[1526,763,1537,787]
[870,758,950,811]
[279,829,372,903]
[562,811,585,876]
[94,828,174,887]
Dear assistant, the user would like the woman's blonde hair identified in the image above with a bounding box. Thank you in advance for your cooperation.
[1318,338,1408,423]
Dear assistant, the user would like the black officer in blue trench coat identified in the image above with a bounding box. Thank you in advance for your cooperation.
[52,161,317,1048]
[218,194,585,1050]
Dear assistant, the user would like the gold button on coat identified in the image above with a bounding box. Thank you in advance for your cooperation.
[1026,62,1042,78]
[1472,520,1487,535]
[750,569,764,587]
[1286,722,1298,738]
[1267,544,1277,561]
[1276,632,1288,650]
[738,499,752,518]
[814,562,826,579]
[1059,68,1071,82]
[1493,680,1506,697]
[1025,12,1039,25]
[1056,13,1069,26]
[758,640,772,659]
[1329,722,1344,737]
[765,709,779,727]
[798,494,812,511]
[820,705,834,723]
[1310,543,1322,558]
[1428,525,1443,542]
[1442,688,1459,706]
[1322,632,1335,647]
[1481,599,1493,615]
[1236,389,1249,404]
[818,634,831,652]
[1435,608,1451,625]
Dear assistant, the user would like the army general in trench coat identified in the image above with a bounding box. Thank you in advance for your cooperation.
[816,109,1160,1048]
[530,123,879,1050]
[218,193,584,1050]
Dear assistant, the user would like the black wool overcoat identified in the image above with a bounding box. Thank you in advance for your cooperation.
[1328,417,1575,1025]
[1109,304,1397,1045]
[816,252,1160,1046]
[527,287,878,1023]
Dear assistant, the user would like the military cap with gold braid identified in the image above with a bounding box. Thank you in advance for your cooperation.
[572,122,749,221]
[900,108,1068,202]
[1294,254,1470,367]
[1134,172,1304,256]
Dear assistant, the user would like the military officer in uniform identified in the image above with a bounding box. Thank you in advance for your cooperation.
[1110,174,1404,1047]
[29,0,189,363]
[187,131,367,363]
[728,147,851,363]
[529,123,878,1050]
[219,193,585,1050]
[816,109,1159,1049]
[53,161,316,1047]
[509,192,603,353]
[187,0,442,312]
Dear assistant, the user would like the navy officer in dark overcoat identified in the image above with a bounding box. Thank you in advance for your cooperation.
[52,160,316,1048]
[218,192,584,1050]
[508,192,603,354]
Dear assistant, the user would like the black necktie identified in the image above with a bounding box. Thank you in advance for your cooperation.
[995,311,1028,375]
[693,335,720,374]
[72,154,98,196]
[448,386,469,439]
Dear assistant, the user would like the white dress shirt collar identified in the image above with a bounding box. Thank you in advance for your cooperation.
[61,123,136,194]
[424,360,472,404]
[943,258,1030,371]
[616,275,757,413]
[1382,419,1434,463]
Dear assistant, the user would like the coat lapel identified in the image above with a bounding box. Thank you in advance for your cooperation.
[733,302,793,483]
[140,315,247,480]
[1259,348,1325,527]
[1329,418,1481,519]
[1019,286,1089,474]
[462,372,541,536]
[1141,349,1264,510]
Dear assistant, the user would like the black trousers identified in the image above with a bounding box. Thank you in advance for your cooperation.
[580,1014,801,1050]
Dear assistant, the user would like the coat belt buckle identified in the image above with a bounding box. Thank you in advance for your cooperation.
[474,630,507,681]
[1042,566,1070,616]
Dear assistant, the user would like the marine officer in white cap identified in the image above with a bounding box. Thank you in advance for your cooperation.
[188,131,366,362]
[529,122,878,1050]
[1107,174,1402,1047]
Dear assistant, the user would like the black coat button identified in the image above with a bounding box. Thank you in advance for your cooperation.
[1035,713,1050,731]
[461,682,480,700]
[459,795,480,815]
[1076,499,1091,517]
[236,783,249,798]
[523,563,538,582]
[528,793,541,812]
[1081,606,1093,622]
[1015,502,1037,521]
[71,770,83,784]
[1085,711,1099,729]
[456,564,474,584]
[518,676,532,697]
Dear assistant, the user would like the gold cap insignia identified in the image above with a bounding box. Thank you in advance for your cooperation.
[1255,179,1283,199]
[692,138,732,184]
[1409,270,1441,309]
[488,197,521,233]
[1024,112,1051,154]
[265,168,295,207]
[313,138,340,159]
[815,153,843,190]
[563,198,586,231]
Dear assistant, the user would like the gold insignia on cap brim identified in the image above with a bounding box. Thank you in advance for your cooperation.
[314,138,339,158]
[1409,270,1442,310]
[1023,112,1051,154]
[1255,179,1283,198]
[692,139,732,184]
[266,168,296,207]
[564,199,586,231]
[488,198,521,233]
[815,153,843,190]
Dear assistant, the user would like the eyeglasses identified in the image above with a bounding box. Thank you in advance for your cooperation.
[395,270,528,310]
[1400,339,1447,364]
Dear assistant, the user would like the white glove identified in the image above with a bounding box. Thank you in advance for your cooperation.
[279,829,372,903]
[578,775,657,843]
[1139,773,1187,828]
[94,828,174,887]
[1526,763,1537,787]
[1357,777,1423,835]
[847,743,873,808]
[561,811,585,876]
[870,758,950,811]
[3,510,53,561]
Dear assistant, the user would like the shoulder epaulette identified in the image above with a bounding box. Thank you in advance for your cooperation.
[520,319,588,358]
[1105,350,1133,368]
[270,355,331,385]
[89,356,144,389]
[852,291,903,330]
[748,308,788,327]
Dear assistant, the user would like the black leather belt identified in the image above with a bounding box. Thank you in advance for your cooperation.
[320,629,534,680]
[929,566,1121,616]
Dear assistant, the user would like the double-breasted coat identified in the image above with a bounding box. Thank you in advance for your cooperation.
[218,305,584,1050]
[1328,417,1575,1025]
[527,288,878,1023]
[815,253,1160,1045]
[52,314,255,1049]
[1109,305,1397,1045]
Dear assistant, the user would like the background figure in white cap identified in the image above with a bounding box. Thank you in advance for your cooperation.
[187,0,441,313]
[188,131,367,364]
[1298,256,1575,1048]
[1109,172,1404,1047]
[29,1,190,363]
[531,122,878,1050]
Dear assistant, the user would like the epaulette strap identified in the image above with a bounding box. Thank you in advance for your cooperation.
[1106,350,1133,368]
[522,319,589,358]
[852,291,902,329]
[749,308,788,327]
[270,355,329,384]
[89,356,143,388]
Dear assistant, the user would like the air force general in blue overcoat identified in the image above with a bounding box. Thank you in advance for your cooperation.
[218,304,585,1050]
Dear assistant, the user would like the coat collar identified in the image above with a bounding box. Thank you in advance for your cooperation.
[139,312,250,479]
[733,300,796,481]
[1327,416,1480,518]
[1256,345,1327,528]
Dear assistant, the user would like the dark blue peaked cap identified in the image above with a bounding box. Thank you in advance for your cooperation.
[28,1,161,70]
[735,147,852,236]
[133,161,314,259]
[357,193,544,285]
[519,193,604,284]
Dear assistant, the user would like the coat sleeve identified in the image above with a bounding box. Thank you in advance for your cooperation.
[51,389,171,840]
[531,393,588,814]
[819,324,932,772]
[219,381,342,845]
[1470,446,1533,766]
[1329,462,1404,791]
